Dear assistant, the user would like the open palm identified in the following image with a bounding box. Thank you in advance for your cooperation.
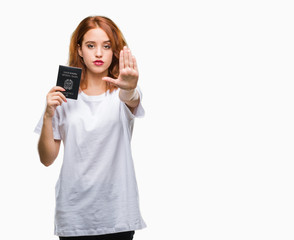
[102,46,138,90]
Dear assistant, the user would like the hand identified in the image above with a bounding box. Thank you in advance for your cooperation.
[45,86,67,118]
[102,46,138,91]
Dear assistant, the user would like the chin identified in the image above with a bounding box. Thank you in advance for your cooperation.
[88,68,108,75]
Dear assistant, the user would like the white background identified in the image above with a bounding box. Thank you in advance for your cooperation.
[0,0,293,239]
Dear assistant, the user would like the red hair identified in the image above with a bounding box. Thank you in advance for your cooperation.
[68,16,127,92]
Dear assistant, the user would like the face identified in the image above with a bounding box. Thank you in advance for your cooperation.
[78,28,113,76]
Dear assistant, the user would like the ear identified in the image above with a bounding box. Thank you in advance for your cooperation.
[78,44,83,58]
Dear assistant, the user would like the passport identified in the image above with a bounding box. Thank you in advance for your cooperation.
[56,65,82,100]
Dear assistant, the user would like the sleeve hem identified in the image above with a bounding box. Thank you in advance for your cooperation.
[120,86,145,120]
[33,122,62,140]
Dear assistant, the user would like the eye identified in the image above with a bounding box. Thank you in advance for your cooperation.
[87,44,94,49]
[104,45,111,49]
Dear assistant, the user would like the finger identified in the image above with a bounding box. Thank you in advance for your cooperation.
[51,96,63,106]
[49,92,67,104]
[119,49,124,72]
[56,91,67,102]
[49,91,67,102]
[132,56,138,72]
[49,86,65,93]
[51,100,62,107]
[124,46,129,68]
[128,49,134,69]
[102,77,117,86]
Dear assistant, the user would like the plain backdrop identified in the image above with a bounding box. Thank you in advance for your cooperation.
[0,0,294,239]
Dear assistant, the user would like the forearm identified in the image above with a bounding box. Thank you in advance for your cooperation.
[119,89,140,108]
[38,115,60,166]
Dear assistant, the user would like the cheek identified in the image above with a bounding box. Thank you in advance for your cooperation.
[107,51,113,62]
[105,52,113,66]
[83,49,92,59]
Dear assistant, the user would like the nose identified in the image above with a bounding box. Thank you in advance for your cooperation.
[96,46,102,58]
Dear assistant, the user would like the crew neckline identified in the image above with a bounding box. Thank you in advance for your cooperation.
[80,90,109,102]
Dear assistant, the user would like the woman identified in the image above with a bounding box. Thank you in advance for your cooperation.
[34,16,146,240]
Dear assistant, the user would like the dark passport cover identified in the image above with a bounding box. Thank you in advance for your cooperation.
[56,65,82,100]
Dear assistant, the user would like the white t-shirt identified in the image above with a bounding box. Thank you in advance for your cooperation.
[34,87,146,237]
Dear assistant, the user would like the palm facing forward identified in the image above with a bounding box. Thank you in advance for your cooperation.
[102,46,138,91]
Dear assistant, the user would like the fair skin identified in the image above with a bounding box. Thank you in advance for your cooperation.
[38,27,140,167]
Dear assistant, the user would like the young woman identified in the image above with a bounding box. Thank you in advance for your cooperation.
[34,16,146,240]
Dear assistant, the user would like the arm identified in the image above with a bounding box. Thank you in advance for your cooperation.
[38,115,61,167]
[37,86,67,167]
[119,89,140,113]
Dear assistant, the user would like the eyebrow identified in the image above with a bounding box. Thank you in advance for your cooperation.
[85,40,111,44]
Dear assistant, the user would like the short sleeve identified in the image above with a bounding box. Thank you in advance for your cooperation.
[34,110,62,140]
[121,86,145,121]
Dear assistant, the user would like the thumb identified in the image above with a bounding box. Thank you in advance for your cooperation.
[102,77,117,85]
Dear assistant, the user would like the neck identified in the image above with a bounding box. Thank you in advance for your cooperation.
[84,71,108,95]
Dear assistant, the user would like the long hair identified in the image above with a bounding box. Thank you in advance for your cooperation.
[68,16,127,92]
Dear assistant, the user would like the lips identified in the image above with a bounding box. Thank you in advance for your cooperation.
[94,60,104,66]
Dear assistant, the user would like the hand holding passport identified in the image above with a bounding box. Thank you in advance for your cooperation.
[56,65,82,100]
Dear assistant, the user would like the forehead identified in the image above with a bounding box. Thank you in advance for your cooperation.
[83,28,109,42]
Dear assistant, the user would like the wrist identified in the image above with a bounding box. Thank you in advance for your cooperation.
[120,88,135,94]
[43,113,53,122]
[119,88,139,102]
